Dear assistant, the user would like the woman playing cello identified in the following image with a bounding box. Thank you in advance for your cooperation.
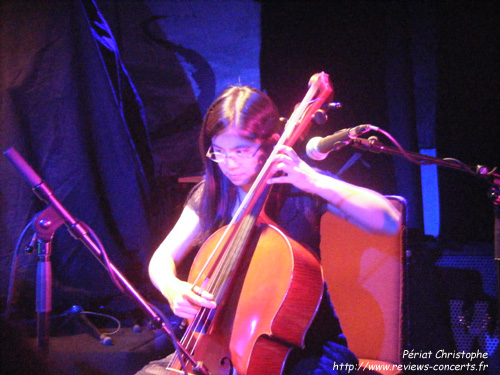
[137,85,401,375]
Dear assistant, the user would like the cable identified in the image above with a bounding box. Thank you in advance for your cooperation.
[53,305,121,346]
[80,310,122,336]
[78,221,126,294]
[369,128,498,186]
[149,303,189,375]
[4,222,33,319]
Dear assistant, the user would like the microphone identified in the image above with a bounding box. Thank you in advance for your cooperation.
[306,124,378,160]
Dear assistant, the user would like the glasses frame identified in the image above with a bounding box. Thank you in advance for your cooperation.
[206,144,262,163]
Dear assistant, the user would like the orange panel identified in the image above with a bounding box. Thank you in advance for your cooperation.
[320,198,405,364]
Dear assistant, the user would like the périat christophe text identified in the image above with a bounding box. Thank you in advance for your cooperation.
[403,349,488,360]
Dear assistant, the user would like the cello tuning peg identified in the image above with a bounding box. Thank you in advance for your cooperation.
[313,103,342,125]
[325,102,342,110]
[312,109,328,125]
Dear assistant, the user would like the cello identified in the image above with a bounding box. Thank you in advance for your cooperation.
[166,73,333,375]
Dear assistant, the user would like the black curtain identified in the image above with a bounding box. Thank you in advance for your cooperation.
[260,1,500,244]
[0,0,163,317]
[260,2,401,210]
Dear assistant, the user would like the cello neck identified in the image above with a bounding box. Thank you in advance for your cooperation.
[234,72,333,224]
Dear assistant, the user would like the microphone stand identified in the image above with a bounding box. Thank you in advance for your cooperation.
[350,136,500,336]
[31,205,65,356]
[3,148,206,375]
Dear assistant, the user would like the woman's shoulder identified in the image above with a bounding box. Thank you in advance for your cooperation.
[185,180,205,213]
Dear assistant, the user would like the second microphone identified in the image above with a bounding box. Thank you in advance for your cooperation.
[306,124,378,160]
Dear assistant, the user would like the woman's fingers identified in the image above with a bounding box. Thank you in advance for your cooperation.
[268,146,319,192]
[168,283,217,319]
[189,287,217,309]
[173,303,202,319]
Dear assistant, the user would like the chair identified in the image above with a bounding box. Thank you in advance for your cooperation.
[320,196,407,375]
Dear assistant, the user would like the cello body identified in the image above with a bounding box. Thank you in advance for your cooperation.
[185,222,323,375]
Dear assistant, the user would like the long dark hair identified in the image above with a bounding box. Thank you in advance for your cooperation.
[197,86,281,240]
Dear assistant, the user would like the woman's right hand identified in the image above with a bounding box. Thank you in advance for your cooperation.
[162,279,217,319]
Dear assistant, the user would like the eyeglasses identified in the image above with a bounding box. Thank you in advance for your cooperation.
[206,144,262,163]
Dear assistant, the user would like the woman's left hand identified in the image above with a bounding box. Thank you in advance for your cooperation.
[267,146,319,193]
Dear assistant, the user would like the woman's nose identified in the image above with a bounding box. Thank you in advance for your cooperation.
[225,157,239,169]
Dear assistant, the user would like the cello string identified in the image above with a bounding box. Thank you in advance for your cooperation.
[180,215,255,358]
[169,221,247,369]
[168,75,328,371]
[177,82,324,360]
[176,212,259,369]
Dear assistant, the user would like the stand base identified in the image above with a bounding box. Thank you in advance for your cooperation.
[24,327,171,375]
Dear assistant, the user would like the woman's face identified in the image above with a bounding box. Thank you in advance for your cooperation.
[210,129,264,192]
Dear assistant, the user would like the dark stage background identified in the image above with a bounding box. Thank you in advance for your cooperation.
[0,1,498,374]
